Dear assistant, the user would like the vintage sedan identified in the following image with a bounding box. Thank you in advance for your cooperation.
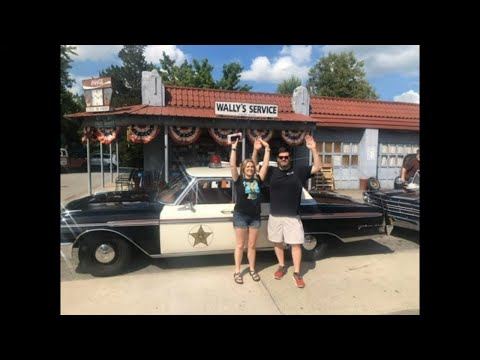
[61,166,392,277]
[363,155,420,231]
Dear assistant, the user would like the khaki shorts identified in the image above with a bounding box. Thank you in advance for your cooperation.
[267,214,304,244]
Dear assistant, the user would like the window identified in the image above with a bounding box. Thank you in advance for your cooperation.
[180,179,233,205]
[378,143,419,169]
[317,141,359,168]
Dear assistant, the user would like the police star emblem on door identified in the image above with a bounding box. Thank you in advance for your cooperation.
[188,225,213,247]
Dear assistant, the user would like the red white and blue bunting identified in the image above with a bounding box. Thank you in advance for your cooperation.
[97,127,120,145]
[168,126,202,145]
[208,128,241,146]
[280,130,307,146]
[246,129,273,144]
[127,125,161,144]
[81,127,99,144]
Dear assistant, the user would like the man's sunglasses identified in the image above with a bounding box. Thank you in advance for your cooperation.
[278,156,289,160]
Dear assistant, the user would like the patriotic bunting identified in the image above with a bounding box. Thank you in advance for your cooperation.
[208,128,241,146]
[168,126,202,145]
[280,130,307,146]
[246,129,273,144]
[127,125,161,144]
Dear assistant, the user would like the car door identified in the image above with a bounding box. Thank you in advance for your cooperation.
[159,178,237,254]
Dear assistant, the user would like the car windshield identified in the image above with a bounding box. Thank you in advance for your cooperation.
[155,174,191,204]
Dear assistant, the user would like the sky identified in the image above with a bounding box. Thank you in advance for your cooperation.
[68,45,419,103]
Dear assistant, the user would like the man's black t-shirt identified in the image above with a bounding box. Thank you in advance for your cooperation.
[234,176,262,215]
[269,165,312,216]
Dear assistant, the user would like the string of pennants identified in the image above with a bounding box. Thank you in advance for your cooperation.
[82,126,308,146]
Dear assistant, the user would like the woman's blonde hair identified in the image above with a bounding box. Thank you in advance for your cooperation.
[240,159,256,178]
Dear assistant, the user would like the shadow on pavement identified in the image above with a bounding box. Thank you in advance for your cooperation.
[326,238,394,258]
[72,236,401,279]
[391,227,419,244]
[119,249,280,276]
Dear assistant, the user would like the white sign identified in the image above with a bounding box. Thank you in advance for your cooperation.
[86,106,111,112]
[215,101,278,118]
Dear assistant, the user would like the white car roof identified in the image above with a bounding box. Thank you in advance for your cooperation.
[186,166,233,178]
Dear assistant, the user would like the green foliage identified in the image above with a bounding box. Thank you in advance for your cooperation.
[157,53,196,86]
[100,45,155,107]
[60,45,76,92]
[216,63,252,91]
[60,45,84,148]
[307,51,378,99]
[157,54,251,91]
[63,46,254,167]
[97,45,156,165]
[276,75,302,94]
[118,135,144,168]
[191,59,216,88]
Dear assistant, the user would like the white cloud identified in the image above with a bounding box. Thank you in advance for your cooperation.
[241,45,312,84]
[68,45,122,61]
[322,45,419,77]
[394,90,419,103]
[279,45,312,64]
[145,45,187,65]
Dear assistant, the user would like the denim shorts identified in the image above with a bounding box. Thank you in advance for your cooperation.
[233,211,261,229]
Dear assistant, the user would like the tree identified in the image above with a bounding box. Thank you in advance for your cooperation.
[158,56,216,88]
[99,46,156,166]
[276,75,302,94]
[191,59,216,88]
[60,45,84,149]
[307,51,378,99]
[158,55,251,91]
[100,45,155,107]
[216,63,252,91]
[157,53,195,86]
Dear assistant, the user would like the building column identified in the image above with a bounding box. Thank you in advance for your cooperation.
[358,129,379,184]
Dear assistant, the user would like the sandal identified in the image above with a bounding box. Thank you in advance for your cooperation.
[234,272,243,284]
[249,270,260,282]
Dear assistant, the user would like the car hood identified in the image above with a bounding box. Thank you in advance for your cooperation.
[364,189,420,204]
[61,191,164,226]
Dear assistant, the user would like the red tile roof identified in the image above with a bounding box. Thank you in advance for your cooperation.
[310,96,419,130]
[66,85,419,131]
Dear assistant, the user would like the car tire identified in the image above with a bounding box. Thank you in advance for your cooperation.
[367,177,380,191]
[78,234,132,277]
[302,235,328,261]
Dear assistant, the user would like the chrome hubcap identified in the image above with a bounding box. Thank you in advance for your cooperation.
[303,235,317,251]
[95,244,115,263]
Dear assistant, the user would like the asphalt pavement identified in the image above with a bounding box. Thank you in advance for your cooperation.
[60,173,419,315]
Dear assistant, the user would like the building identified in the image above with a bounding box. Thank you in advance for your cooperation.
[66,70,419,190]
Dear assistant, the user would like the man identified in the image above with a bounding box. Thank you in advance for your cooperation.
[401,149,420,184]
[255,134,322,288]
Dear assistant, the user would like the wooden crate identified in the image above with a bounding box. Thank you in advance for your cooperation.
[312,164,335,191]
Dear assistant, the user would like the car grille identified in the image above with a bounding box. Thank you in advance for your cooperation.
[365,191,419,226]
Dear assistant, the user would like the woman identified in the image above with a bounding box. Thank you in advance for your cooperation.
[230,136,270,284]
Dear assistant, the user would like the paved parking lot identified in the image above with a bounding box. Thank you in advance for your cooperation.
[60,173,419,315]
[61,229,419,315]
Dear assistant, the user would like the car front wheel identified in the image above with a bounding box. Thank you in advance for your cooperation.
[302,235,328,261]
[78,234,132,277]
